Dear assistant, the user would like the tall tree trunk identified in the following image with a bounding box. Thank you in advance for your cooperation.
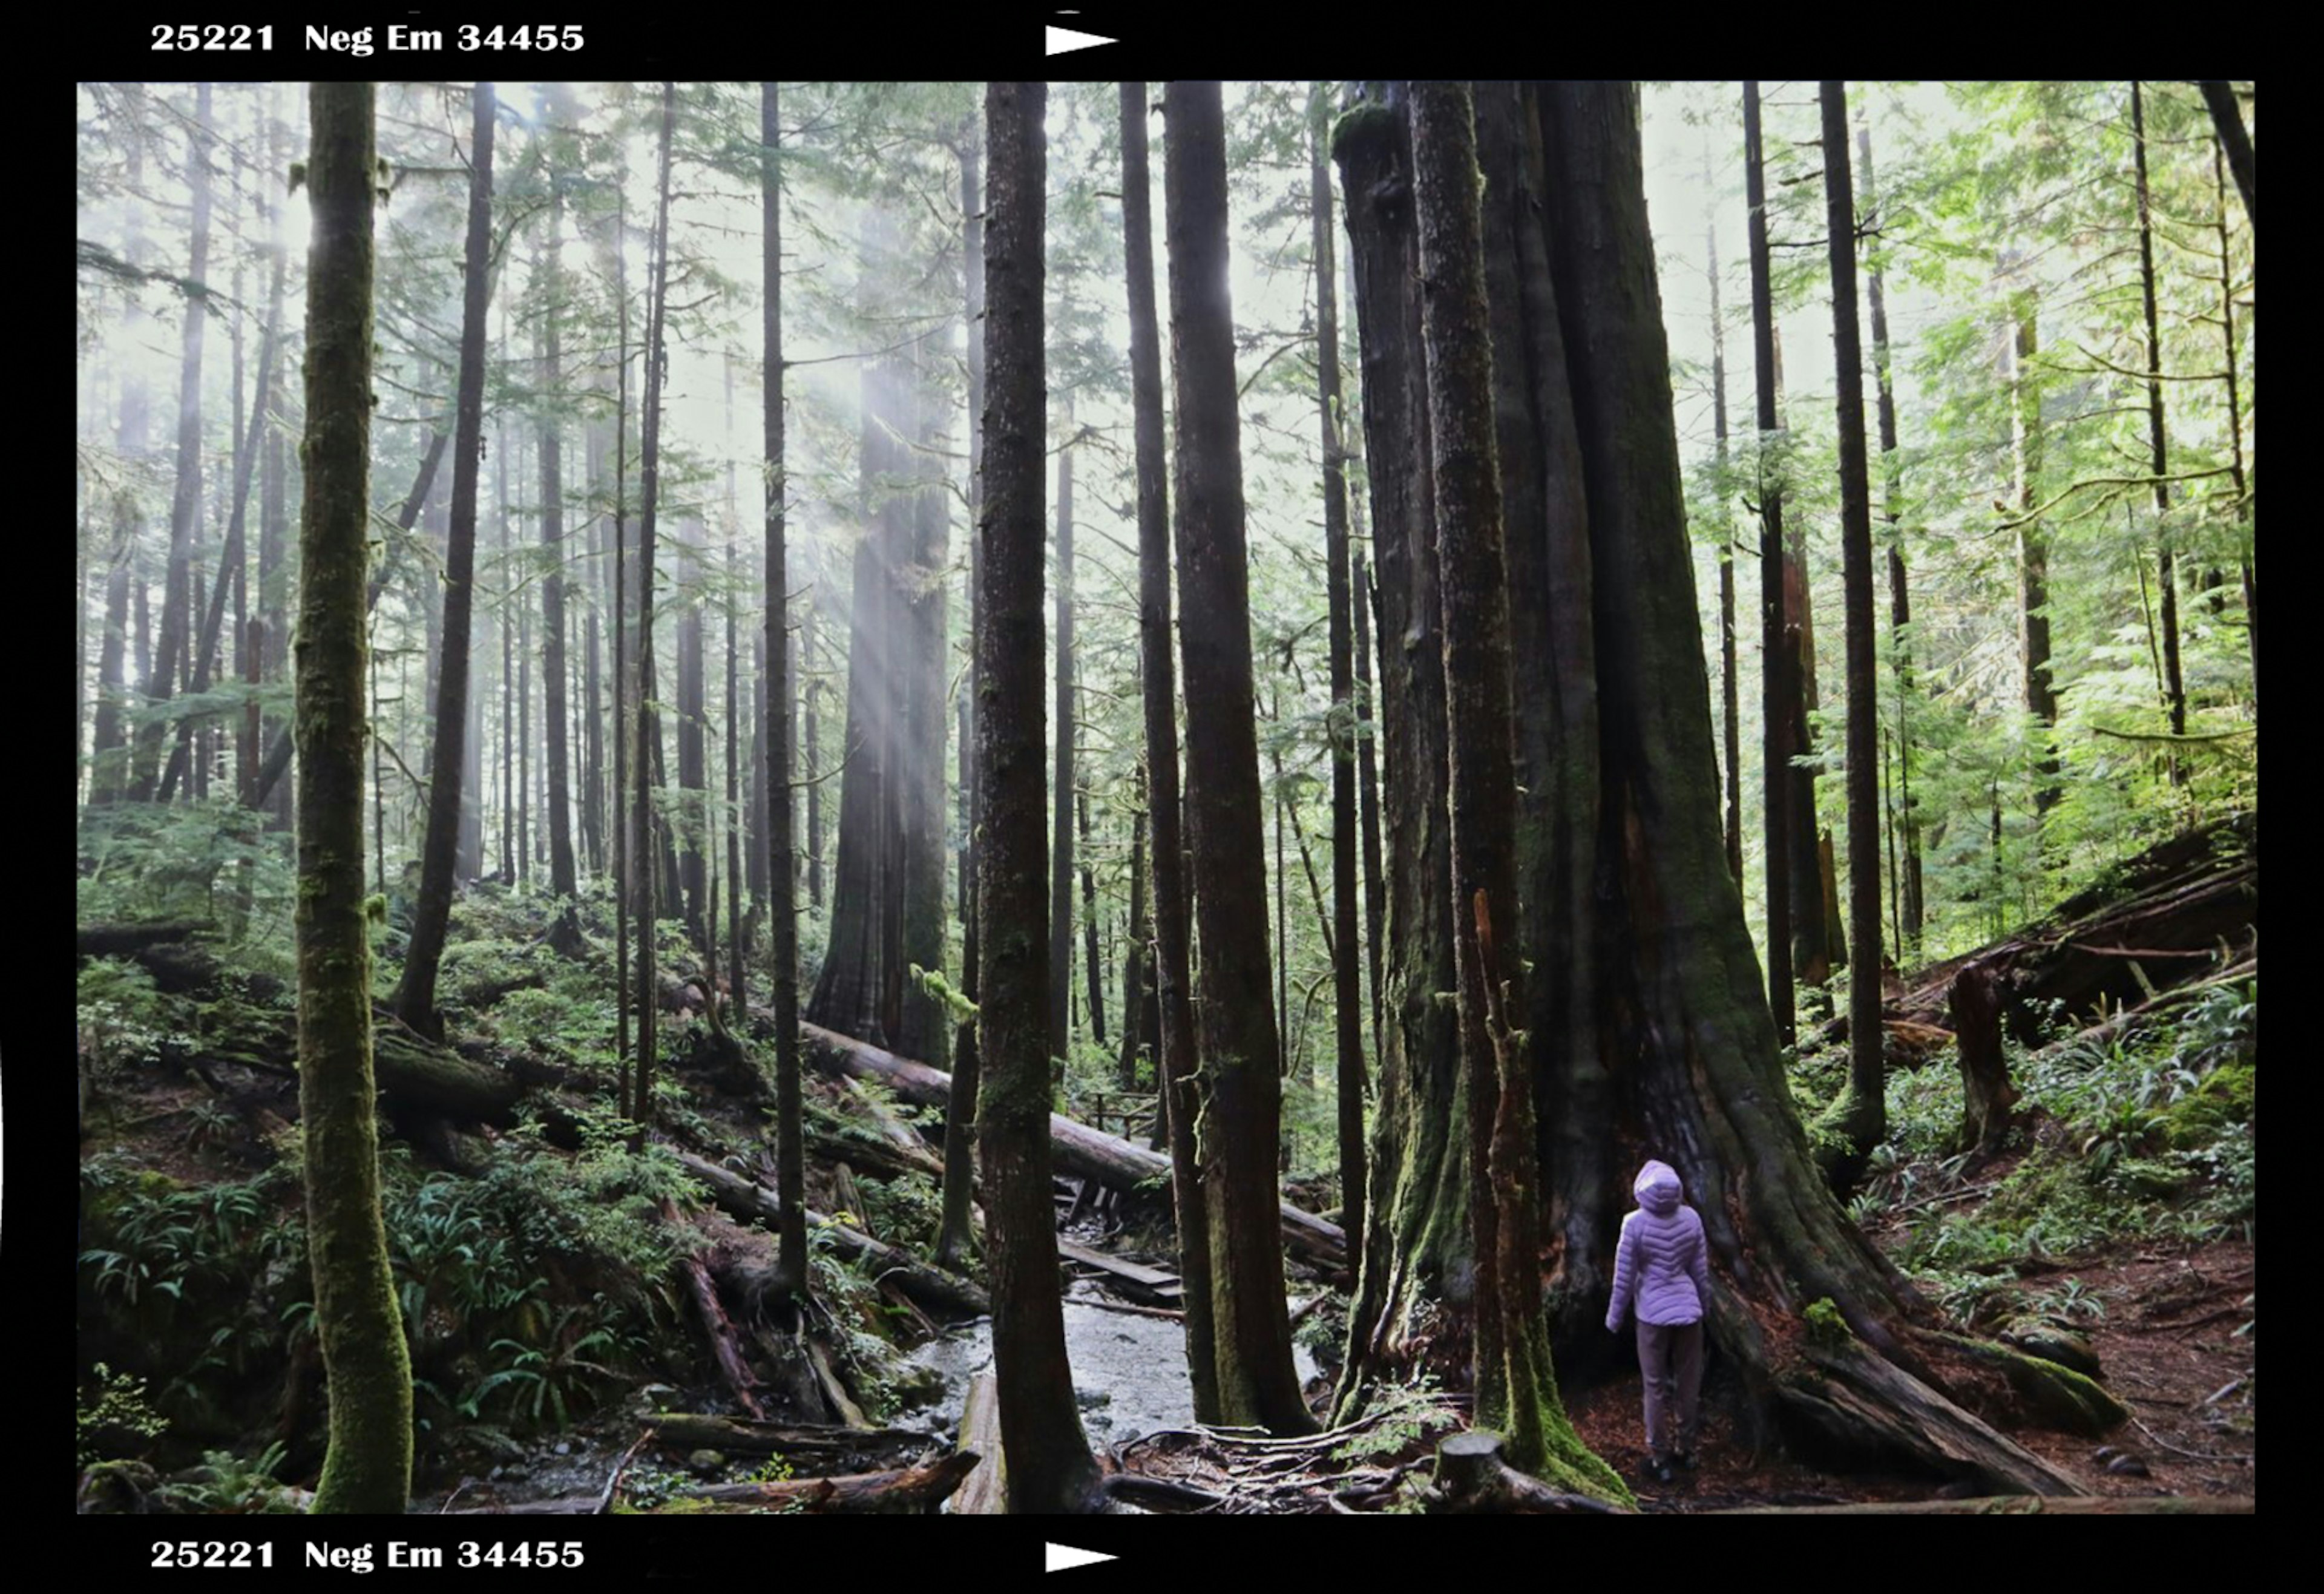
[1165,78,1313,1437]
[603,183,632,1117]
[1121,80,1218,1422]
[1743,82,1796,1041]
[2209,137,2255,706]
[1858,117,1923,946]
[131,81,213,804]
[1076,789,1106,1049]
[1408,80,1620,1499]
[977,79,1101,1514]
[539,194,580,940]
[1049,419,1077,1066]
[807,215,912,1046]
[1312,84,1368,1254]
[2196,82,2253,231]
[634,84,678,1128]
[1823,82,1886,1170]
[1332,88,1466,1403]
[157,285,278,804]
[2003,261,2057,813]
[1353,547,1385,1055]
[678,517,708,942]
[896,336,952,1065]
[393,81,496,1040]
[804,599,824,908]
[2131,82,2187,764]
[296,80,413,1515]
[937,123,985,1274]
[760,79,807,1300]
[1117,792,1149,1089]
[1705,144,1744,888]
[1468,80,1609,1345]
[90,502,136,805]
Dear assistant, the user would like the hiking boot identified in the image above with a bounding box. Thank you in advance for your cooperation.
[1647,1455,1673,1484]
[1674,1450,1698,1472]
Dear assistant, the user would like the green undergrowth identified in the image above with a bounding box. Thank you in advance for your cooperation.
[1810,979,2256,1333]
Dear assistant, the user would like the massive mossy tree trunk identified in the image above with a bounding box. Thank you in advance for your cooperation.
[977,80,1101,1514]
[761,81,809,1300]
[393,80,496,1040]
[1332,87,1468,1405]
[1311,85,1367,1251]
[1120,79,1218,1422]
[1339,80,2089,1498]
[1822,81,1887,1170]
[1165,79,1314,1438]
[296,80,414,1515]
[1406,81,1621,1501]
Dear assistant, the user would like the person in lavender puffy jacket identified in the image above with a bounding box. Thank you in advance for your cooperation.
[1604,1158,1712,1483]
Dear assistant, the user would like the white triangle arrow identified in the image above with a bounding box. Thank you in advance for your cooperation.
[1045,1543,1117,1573]
[1045,24,1115,54]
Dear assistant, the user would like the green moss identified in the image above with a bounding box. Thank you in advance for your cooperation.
[2159,1060,2254,1147]
[1804,1297,1852,1349]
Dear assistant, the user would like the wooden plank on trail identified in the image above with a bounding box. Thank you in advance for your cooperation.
[1056,1237,1180,1290]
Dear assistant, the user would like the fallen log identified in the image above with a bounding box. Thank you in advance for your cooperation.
[665,1199,767,1420]
[675,1151,989,1318]
[801,1023,1348,1271]
[676,1451,979,1514]
[1719,1494,2252,1515]
[645,1413,929,1466]
[950,1372,1005,1515]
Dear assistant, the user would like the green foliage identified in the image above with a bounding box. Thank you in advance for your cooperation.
[77,1363,168,1468]
[153,1443,304,1514]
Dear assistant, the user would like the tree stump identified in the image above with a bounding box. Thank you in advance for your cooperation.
[1949,961,2018,1160]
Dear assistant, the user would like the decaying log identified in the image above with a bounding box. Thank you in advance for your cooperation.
[677,1451,980,1514]
[1719,1495,2252,1514]
[802,1022,1348,1271]
[645,1413,929,1466]
[665,1199,767,1420]
[674,1150,990,1318]
[1424,1432,1629,1515]
[950,1372,1006,1515]
[1949,960,2017,1159]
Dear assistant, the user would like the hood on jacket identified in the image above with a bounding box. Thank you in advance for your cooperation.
[1634,1159,1684,1217]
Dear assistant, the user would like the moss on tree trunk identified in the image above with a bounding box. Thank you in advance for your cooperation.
[295,80,413,1515]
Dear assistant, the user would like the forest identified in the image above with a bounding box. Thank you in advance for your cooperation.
[74,77,2254,1523]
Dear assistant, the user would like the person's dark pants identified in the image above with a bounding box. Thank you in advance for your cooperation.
[1636,1318,1704,1459]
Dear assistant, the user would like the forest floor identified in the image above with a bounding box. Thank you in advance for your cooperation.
[77,817,2254,1515]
